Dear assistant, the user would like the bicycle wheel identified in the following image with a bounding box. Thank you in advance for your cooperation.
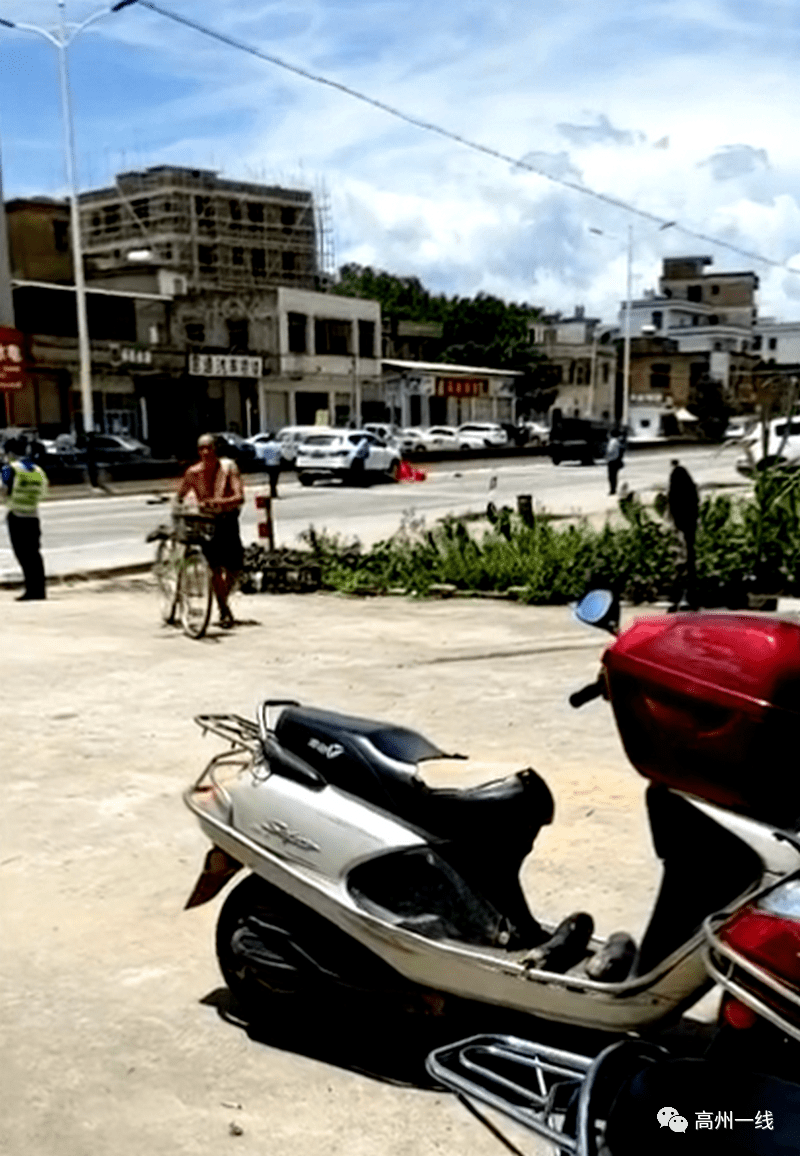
[154,538,180,624]
[178,549,213,639]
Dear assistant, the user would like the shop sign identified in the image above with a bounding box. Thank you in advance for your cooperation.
[0,326,25,390]
[189,352,263,378]
[435,376,489,398]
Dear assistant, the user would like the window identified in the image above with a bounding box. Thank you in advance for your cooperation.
[358,320,375,358]
[226,319,249,352]
[103,206,120,228]
[229,200,242,221]
[132,198,149,220]
[250,248,266,277]
[769,337,778,350]
[652,311,663,329]
[288,312,307,353]
[198,245,216,267]
[752,335,762,351]
[708,315,719,325]
[247,202,264,223]
[687,285,702,302]
[650,363,671,391]
[281,206,296,227]
[232,247,244,266]
[282,251,296,271]
[52,220,69,253]
[185,322,205,344]
[711,284,720,295]
[315,318,352,356]
[194,195,213,217]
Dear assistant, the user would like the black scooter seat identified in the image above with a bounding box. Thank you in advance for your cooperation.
[271,704,554,847]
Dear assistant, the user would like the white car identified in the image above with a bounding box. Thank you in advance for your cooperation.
[245,432,280,462]
[737,416,800,474]
[457,422,509,450]
[401,426,462,453]
[295,430,400,485]
[276,425,329,466]
[520,420,551,447]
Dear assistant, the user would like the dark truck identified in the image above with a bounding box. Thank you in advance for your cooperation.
[548,416,611,465]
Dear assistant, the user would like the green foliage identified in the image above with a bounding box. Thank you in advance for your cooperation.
[300,470,800,605]
[331,263,551,385]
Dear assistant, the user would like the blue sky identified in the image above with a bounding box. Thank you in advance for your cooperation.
[3,0,800,324]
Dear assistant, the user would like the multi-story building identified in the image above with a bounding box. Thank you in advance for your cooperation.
[78,166,319,294]
[624,257,760,419]
[529,308,617,419]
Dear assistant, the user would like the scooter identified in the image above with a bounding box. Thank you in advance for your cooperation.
[183,592,800,1042]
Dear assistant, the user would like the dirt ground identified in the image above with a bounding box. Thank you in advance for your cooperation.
[2,577,666,1156]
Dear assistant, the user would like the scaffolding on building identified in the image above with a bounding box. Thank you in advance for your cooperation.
[78,166,319,293]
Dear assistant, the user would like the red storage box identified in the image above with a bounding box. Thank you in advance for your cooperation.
[603,613,800,823]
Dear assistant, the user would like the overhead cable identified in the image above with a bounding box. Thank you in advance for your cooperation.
[136,0,799,274]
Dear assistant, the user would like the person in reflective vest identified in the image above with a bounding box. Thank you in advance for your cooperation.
[2,435,49,601]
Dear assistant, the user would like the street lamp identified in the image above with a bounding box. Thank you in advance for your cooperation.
[590,221,675,427]
[0,0,138,435]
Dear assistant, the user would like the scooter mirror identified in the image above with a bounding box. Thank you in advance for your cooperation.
[573,589,619,634]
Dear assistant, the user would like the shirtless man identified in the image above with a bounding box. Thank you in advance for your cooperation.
[177,434,244,628]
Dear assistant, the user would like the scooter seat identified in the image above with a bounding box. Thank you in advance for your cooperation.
[271,704,554,848]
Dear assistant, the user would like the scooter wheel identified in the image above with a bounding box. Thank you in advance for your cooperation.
[216,875,310,1005]
[215,874,409,1013]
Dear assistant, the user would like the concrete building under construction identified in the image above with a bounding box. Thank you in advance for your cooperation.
[77,166,320,293]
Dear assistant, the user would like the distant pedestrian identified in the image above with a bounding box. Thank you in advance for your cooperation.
[2,435,48,601]
[84,430,112,494]
[668,458,700,610]
[605,427,625,495]
[259,434,282,498]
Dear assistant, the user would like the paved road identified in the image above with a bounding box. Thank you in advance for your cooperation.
[0,444,747,583]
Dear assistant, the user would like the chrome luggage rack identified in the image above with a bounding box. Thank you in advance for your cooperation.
[703,912,800,1045]
[427,1033,668,1156]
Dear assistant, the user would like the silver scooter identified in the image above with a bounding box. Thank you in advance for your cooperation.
[184,593,800,1038]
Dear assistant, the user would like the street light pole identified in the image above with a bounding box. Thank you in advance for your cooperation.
[622,224,633,429]
[0,0,138,435]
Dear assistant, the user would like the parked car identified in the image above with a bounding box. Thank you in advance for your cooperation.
[736,416,800,475]
[89,433,152,464]
[244,431,281,462]
[401,426,462,453]
[518,419,551,447]
[209,432,258,471]
[548,417,610,465]
[295,430,400,486]
[30,433,85,475]
[457,422,509,450]
[276,425,329,467]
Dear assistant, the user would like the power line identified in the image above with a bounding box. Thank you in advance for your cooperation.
[137,1,799,275]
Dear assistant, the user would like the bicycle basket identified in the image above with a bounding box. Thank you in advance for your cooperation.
[175,512,215,544]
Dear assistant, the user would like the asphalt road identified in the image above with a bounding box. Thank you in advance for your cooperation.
[0,443,748,584]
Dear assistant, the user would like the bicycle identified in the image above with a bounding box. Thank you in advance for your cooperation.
[149,510,214,639]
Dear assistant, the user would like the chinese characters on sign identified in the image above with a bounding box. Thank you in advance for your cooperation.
[188,353,263,378]
[434,376,489,398]
[0,327,25,390]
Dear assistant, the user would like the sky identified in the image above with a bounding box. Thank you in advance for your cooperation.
[2,0,800,326]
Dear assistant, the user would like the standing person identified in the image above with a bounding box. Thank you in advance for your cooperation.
[668,458,700,610]
[2,435,48,601]
[177,434,244,629]
[259,434,282,499]
[605,426,625,495]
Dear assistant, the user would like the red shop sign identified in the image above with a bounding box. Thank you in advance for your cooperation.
[0,327,25,390]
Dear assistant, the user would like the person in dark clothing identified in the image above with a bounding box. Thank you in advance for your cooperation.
[605,427,625,495]
[668,459,700,610]
[2,436,49,600]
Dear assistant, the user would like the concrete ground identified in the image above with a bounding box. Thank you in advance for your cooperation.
[3,577,681,1156]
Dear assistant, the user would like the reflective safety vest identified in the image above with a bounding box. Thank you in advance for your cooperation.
[6,461,48,515]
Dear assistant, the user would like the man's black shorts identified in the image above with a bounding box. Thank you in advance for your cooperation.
[202,512,244,572]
